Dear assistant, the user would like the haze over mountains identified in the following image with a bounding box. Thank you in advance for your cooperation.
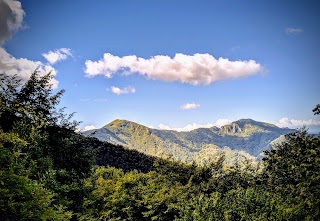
[83,119,295,164]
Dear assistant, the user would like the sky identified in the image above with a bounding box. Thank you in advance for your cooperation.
[1,0,320,132]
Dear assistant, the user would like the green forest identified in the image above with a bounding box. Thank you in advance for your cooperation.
[1,71,319,220]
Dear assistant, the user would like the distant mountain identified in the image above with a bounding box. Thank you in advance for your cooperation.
[82,119,295,164]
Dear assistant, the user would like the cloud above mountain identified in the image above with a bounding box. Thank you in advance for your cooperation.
[158,118,232,132]
[85,53,262,85]
[277,118,320,128]
[83,125,97,131]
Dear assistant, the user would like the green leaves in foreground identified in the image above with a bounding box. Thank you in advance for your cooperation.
[1,71,319,220]
[0,131,72,220]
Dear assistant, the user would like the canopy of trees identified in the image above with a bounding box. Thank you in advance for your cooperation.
[1,71,319,220]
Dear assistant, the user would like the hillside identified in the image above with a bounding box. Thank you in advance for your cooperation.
[2,71,319,220]
[82,119,295,163]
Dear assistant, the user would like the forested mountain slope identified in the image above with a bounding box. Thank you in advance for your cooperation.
[83,119,295,163]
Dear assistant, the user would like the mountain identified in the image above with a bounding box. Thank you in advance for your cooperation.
[82,119,295,164]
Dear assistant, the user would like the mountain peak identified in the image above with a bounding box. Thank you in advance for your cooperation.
[107,119,126,124]
[219,119,280,136]
[232,118,278,128]
[233,118,256,123]
[105,119,136,128]
[104,119,150,134]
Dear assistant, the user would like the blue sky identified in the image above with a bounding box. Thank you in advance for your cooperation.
[1,0,320,132]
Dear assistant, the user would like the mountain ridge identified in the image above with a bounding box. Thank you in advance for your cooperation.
[83,118,295,164]
[103,118,280,132]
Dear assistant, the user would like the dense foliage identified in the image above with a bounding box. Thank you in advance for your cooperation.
[0,71,319,220]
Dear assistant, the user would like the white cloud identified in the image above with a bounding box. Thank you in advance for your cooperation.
[215,118,232,127]
[83,125,97,131]
[277,118,320,128]
[42,48,72,64]
[111,86,136,95]
[180,102,200,110]
[285,28,303,35]
[158,124,174,131]
[85,53,262,85]
[0,48,58,88]
[158,123,215,132]
[138,122,155,129]
[0,0,25,45]
[0,1,59,88]
[158,118,232,132]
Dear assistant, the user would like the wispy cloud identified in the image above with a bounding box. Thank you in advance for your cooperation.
[277,118,320,128]
[42,48,72,64]
[85,53,262,85]
[285,27,303,35]
[93,98,108,102]
[111,86,136,95]
[180,102,200,110]
[158,119,231,132]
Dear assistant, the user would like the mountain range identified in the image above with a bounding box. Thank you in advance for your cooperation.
[82,119,295,165]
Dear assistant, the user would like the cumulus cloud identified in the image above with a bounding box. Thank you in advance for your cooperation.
[158,123,214,132]
[0,0,25,45]
[83,125,97,131]
[138,122,155,129]
[277,118,320,128]
[111,86,136,95]
[85,53,262,85]
[158,118,232,132]
[285,28,303,35]
[180,103,200,110]
[0,48,58,88]
[42,48,72,64]
[215,118,232,127]
[0,0,60,88]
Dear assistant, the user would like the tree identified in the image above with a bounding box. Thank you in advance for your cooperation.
[0,70,96,220]
[313,104,320,115]
[0,130,72,220]
[261,128,320,219]
[0,70,72,133]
